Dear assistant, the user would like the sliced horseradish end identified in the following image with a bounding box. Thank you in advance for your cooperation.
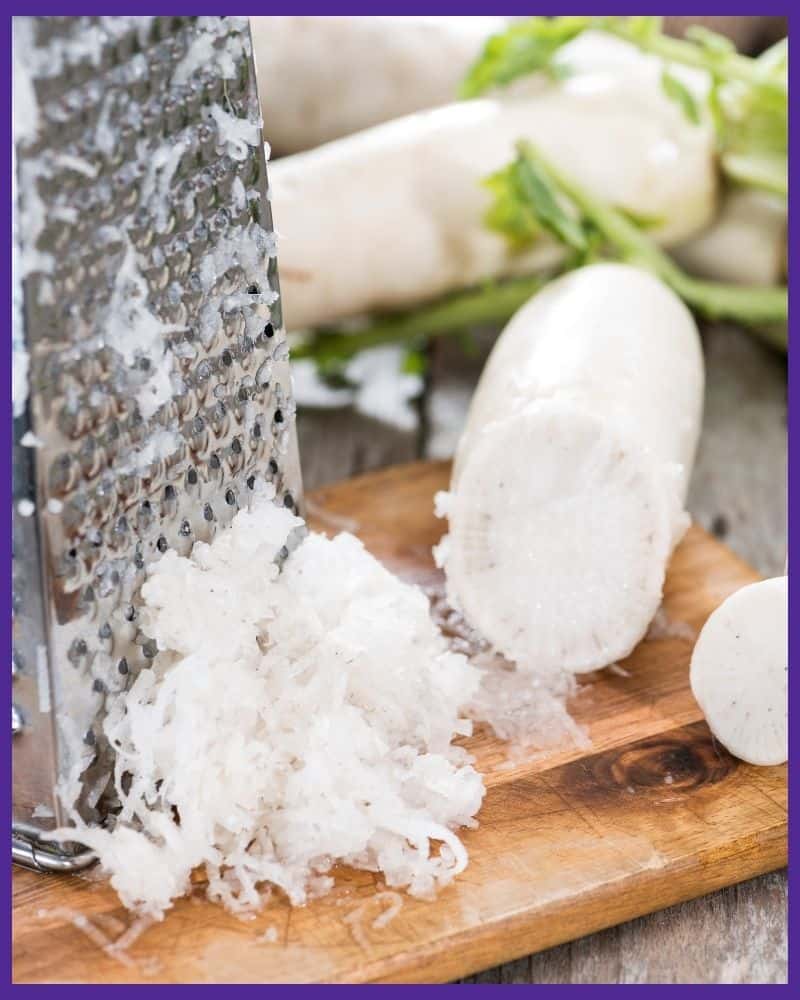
[440,263,704,676]
[690,577,788,766]
[444,401,677,674]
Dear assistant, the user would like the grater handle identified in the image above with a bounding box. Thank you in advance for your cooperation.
[12,823,96,873]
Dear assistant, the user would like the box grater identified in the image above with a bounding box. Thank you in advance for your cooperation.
[12,15,303,871]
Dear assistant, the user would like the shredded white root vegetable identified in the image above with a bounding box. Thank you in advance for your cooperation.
[466,654,589,754]
[342,890,404,949]
[56,490,484,919]
[36,908,160,975]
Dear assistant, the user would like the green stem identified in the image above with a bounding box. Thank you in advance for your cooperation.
[291,274,548,365]
[519,142,787,349]
[721,151,787,197]
[605,21,787,102]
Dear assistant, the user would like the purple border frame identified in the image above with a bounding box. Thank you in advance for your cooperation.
[3,5,794,990]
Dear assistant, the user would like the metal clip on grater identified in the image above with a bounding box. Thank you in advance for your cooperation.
[12,16,303,872]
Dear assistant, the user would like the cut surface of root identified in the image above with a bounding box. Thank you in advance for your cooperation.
[444,400,679,674]
[690,577,787,766]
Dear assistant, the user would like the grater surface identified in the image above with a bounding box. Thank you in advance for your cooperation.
[12,16,302,868]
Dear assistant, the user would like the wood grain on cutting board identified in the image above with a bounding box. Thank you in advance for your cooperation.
[12,461,787,984]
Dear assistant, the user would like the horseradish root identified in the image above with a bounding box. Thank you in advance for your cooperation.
[271,33,715,330]
[673,188,786,288]
[251,16,507,153]
[690,577,787,765]
[56,490,483,919]
[437,264,704,675]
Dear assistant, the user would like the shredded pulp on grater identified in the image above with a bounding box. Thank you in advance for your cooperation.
[60,488,484,919]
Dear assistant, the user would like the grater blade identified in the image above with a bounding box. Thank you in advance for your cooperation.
[12,15,303,871]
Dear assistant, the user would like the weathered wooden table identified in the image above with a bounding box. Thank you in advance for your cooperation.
[297,322,787,985]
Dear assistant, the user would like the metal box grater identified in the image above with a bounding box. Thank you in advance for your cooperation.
[12,15,303,870]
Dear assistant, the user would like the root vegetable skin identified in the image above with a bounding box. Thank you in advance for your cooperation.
[673,188,787,287]
[690,577,787,766]
[439,264,705,676]
[456,264,703,501]
[270,33,716,331]
[252,16,508,154]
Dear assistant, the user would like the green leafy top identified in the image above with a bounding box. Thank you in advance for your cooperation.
[660,69,701,125]
[460,17,588,98]
[482,141,787,344]
[462,16,787,196]
[482,155,589,257]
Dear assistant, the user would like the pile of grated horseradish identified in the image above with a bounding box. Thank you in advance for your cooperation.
[58,485,485,919]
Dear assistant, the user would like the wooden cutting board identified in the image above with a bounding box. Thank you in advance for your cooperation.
[13,461,787,984]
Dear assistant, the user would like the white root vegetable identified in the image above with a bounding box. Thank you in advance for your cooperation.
[673,188,787,287]
[270,33,716,331]
[251,16,508,154]
[437,263,704,676]
[690,577,787,765]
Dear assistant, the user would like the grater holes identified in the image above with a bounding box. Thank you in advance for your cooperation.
[135,499,152,530]
[203,72,225,107]
[255,360,272,390]
[18,15,301,828]
[58,404,84,440]
[112,26,137,66]
[209,398,228,430]
[223,306,246,338]
[49,453,80,497]
[195,124,217,165]
[117,471,140,504]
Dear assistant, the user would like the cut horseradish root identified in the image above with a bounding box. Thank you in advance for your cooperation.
[690,577,788,766]
[437,263,705,675]
[55,487,484,919]
[439,404,677,673]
